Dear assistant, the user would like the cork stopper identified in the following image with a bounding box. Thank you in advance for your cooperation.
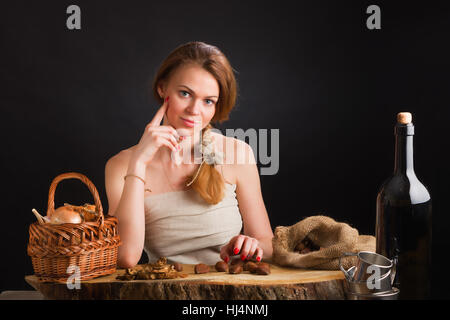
[397,112,412,124]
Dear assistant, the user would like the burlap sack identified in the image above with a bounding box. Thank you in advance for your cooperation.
[272,215,376,270]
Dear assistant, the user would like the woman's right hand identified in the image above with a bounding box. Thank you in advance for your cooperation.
[131,96,181,166]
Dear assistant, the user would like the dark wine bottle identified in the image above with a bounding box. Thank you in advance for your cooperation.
[375,112,432,300]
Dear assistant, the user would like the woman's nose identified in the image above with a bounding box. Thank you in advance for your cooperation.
[186,99,202,115]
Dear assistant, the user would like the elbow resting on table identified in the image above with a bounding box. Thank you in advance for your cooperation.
[117,251,141,269]
[117,256,139,269]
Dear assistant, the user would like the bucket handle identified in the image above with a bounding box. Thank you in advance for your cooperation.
[390,256,397,286]
[339,252,358,280]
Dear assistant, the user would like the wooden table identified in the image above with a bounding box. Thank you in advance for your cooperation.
[25,263,346,300]
[0,291,44,300]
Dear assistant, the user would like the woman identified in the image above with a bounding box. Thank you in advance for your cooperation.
[105,41,273,268]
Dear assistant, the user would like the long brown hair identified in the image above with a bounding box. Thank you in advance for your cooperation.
[152,41,238,204]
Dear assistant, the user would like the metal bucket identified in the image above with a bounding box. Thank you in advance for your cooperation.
[343,266,394,295]
[339,251,394,282]
[346,287,400,300]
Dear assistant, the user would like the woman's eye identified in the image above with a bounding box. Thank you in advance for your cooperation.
[179,90,190,98]
[205,99,215,106]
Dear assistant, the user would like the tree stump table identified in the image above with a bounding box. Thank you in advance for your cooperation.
[25,263,346,300]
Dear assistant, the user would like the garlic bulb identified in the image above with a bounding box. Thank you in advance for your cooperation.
[49,206,83,224]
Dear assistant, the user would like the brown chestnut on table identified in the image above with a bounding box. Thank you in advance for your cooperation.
[173,262,183,272]
[244,261,258,272]
[194,263,210,274]
[215,261,229,272]
[229,264,243,274]
[230,258,244,266]
[254,262,271,275]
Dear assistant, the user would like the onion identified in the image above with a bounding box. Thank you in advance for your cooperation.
[49,206,83,224]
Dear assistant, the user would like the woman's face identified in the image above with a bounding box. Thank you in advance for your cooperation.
[158,63,219,134]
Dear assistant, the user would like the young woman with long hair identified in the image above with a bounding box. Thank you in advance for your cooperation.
[105,41,273,268]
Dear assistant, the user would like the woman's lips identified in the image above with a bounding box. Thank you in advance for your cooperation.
[181,117,197,127]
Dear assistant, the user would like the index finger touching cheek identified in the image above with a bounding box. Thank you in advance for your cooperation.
[148,96,169,128]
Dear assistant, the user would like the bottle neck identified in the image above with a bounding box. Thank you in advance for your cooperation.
[394,124,415,174]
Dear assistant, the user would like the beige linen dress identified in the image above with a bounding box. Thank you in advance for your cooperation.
[143,182,243,265]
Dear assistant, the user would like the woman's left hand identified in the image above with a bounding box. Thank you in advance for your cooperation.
[220,234,263,263]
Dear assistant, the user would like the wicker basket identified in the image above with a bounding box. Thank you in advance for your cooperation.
[27,172,121,283]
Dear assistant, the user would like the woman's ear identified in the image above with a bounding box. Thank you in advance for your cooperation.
[157,83,165,99]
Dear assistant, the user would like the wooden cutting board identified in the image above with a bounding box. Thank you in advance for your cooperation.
[25,263,346,300]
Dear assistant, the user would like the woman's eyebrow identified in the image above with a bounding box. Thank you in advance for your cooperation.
[178,85,218,99]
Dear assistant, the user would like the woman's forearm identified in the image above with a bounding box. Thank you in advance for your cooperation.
[258,236,274,261]
[114,157,147,268]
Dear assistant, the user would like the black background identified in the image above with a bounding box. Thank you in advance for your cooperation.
[1,0,449,299]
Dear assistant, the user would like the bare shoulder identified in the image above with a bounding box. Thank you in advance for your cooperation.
[210,130,254,165]
[209,131,255,186]
[105,146,135,174]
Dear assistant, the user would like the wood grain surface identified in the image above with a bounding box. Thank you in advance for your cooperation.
[25,263,346,300]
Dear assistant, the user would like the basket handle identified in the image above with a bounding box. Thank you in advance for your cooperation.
[46,172,104,227]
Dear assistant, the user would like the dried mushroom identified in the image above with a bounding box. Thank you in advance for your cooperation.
[116,257,187,281]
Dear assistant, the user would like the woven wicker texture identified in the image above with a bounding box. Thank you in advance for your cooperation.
[27,172,121,283]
